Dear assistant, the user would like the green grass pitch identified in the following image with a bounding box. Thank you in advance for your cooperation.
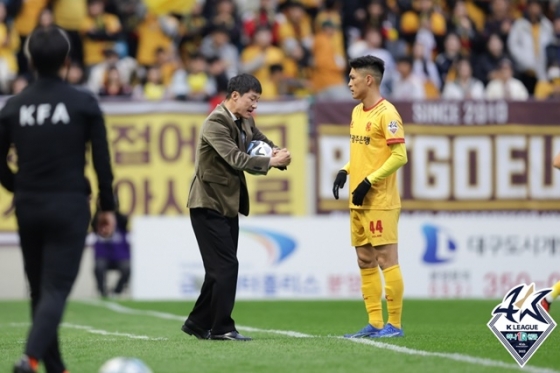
[0,300,559,373]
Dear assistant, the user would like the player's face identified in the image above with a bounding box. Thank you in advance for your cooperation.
[234,90,260,118]
[348,68,367,100]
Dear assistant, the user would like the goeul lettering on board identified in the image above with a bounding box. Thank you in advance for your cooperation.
[317,125,560,212]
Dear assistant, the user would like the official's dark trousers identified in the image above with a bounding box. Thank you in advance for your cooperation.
[188,208,239,335]
[15,192,90,373]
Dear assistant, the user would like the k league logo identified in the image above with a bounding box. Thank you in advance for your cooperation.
[487,283,556,367]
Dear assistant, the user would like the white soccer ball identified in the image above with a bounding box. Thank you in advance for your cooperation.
[247,140,272,157]
[98,357,153,373]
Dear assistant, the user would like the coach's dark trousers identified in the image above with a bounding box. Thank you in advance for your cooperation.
[188,208,239,335]
[15,192,90,373]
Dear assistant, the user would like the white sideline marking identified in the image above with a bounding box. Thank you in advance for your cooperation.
[5,321,167,341]
[82,300,312,338]
[82,300,559,373]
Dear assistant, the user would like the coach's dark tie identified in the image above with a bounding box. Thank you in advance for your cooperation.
[235,118,246,145]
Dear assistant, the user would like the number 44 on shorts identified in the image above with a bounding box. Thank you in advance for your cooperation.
[369,220,383,234]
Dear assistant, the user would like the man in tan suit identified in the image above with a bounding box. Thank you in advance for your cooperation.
[182,74,291,341]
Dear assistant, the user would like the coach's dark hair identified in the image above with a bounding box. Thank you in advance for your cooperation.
[25,25,71,76]
[226,74,262,99]
[349,55,385,85]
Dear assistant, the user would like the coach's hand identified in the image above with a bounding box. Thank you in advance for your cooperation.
[332,170,347,199]
[352,178,372,206]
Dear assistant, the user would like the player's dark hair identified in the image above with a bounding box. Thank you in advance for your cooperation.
[349,55,385,85]
[226,73,262,99]
[25,25,71,76]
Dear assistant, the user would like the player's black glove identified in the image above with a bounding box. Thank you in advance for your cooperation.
[352,178,372,206]
[332,170,347,199]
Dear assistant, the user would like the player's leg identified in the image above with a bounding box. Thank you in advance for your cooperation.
[22,194,90,372]
[113,259,131,295]
[369,209,404,338]
[541,280,560,312]
[94,258,108,297]
[344,210,383,338]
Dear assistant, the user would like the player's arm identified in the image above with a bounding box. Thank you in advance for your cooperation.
[0,110,14,192]
[203,119,271,175]
[352,112,407,206]
[366,143,407,184]
[554,152,560,170]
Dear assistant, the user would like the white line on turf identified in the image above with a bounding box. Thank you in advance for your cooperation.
[5,321,167,341]
[81,300,559,373]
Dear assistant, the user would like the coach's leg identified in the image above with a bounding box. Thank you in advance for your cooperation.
[187,209,216,330]
[24,194,89,366]
[375,243,403,329]
[202,210,238,335]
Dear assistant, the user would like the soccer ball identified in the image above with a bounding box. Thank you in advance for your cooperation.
[247,140,272,157]
[98,357,153,373]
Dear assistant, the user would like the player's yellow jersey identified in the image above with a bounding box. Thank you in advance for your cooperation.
[348,99,405,210]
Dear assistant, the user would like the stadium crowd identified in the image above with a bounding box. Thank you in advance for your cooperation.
[1,0,560,101]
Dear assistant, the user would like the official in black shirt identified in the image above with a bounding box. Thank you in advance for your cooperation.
[0,25,116,373]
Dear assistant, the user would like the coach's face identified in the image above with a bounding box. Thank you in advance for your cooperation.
[232,90,260,119]
[348,68,368,100]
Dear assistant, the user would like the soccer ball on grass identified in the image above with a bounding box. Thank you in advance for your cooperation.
[98,357,153,373]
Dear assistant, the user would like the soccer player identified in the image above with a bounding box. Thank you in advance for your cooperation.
[332,55,408,338]
[541,151,560,312]
[0,26,116,372]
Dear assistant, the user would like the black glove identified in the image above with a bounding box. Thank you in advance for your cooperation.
[352,178,372,206]
[332,170,347,199]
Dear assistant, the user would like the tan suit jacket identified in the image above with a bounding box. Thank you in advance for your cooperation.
[187,103,275,217]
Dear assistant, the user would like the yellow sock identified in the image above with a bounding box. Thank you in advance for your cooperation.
[360,267,383,329]
[383,265,404,329]
[550,281,560,301]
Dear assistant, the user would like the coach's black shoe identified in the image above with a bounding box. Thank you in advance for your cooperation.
[181,319,210,340]
[210,331,252,341]
[13,356,37,373]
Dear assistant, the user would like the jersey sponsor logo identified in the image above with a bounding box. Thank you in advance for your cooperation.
[388,120,398,135]
[488,283,556,367]
[350,134,370,145]
[19,103,70,126]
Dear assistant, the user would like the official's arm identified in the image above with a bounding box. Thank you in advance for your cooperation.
[0,113,14,192]
[86,96,115,211]
[203,119,271,175]
[365,143,407,184]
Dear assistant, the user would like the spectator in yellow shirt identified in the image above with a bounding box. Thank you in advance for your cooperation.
[136,12,176,67]
[53,0,87,64]
[80,0,122,67]
[14,0,48,74]
[0,2,19,93]
[240,26,287,83]
[312,20,350,101]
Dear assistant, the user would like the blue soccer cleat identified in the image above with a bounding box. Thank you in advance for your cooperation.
[369,323,404,338]
[344,324,382,338]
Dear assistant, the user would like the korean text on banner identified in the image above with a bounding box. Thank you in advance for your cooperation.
[0,101,309,232]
